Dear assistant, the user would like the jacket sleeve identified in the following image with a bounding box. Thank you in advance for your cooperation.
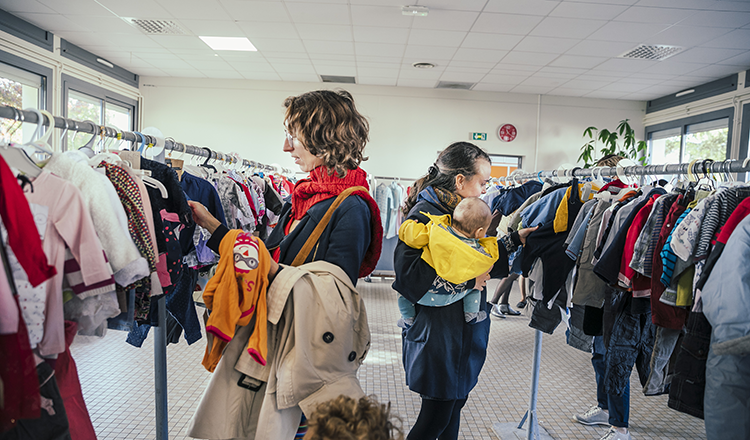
[398,219,430,249]
[320,198,372,284]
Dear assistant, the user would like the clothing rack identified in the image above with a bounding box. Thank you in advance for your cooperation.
[373,175,417,181]
[0,105,294,176]
[0,105,285,440]
[490,158,750,440]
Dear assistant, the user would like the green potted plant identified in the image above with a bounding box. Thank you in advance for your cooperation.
[578,119,647,168]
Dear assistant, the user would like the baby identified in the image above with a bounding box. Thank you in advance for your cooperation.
[397,197,498,325]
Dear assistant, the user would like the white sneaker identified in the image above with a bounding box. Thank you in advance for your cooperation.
[573,405,609,426]
[599,426,631,440]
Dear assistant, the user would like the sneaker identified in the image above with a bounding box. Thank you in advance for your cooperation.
[574,405,609,426]
[516,299,527,309]
[499,304,521,315]
[599,427,631,440]
[489,304,506,319]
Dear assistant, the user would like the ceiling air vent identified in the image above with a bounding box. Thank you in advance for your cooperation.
[436,81,474,90]
[123,18,189,36]
[618,44,684,61]
[320,75,356,84]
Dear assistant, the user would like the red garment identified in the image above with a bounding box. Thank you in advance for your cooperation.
[599,179,628,193]
[0,156,56,287]
[0,295,40,431]
[650,197,689,330]
[618,194,660,288]
[55,321,96,440]
[290,166,382,277]
[716,197,750,244]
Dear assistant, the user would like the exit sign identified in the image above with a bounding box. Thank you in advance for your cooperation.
[472,132,487,141]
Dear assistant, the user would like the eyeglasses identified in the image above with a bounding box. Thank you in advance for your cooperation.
[284,129,295,147]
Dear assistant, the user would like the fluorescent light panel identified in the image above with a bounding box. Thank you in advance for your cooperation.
[199,36,257,51]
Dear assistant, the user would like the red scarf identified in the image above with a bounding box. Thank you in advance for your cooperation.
[291,166,382,278]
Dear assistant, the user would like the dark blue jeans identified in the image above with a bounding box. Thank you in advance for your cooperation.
[592,336,629,428]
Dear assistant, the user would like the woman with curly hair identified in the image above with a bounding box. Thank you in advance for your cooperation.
[304,395,404,440]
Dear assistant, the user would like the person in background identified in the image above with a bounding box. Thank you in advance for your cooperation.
[393,142,536,440]
[303,395,404,440]
[189,89,383,439]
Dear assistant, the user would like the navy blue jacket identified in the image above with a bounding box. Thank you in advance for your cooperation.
[209,195,372,286]
[392,188,511,400]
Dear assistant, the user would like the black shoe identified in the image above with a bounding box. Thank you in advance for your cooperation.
[499,304,521,315]
[516,300,527,309]
[490,304,506,318]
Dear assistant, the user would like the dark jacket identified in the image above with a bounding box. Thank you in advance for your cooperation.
[209,195,372,285]
[392,188,514,400]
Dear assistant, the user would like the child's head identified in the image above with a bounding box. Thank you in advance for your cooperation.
[452,197,492,239]
[304,395,404,440]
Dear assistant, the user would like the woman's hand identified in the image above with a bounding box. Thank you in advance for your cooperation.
[475,270,492,290]
[517,226,539,246]
[188,201,222,234]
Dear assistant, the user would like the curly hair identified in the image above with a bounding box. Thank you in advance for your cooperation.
[284,90,369,178]
[303,395,404,440]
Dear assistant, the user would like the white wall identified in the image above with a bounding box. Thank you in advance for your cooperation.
[140,77,645,178]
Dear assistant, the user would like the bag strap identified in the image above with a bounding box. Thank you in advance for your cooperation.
[291,186,369,267]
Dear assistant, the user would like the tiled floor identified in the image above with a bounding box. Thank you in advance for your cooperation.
[71,278,706,440]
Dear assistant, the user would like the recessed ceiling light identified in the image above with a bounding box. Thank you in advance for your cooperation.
[412,62,435,69]
[199,36,257,51]
[402,5,429,16]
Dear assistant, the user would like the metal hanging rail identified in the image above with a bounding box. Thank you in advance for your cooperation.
[0,105,294,175]
[0,104,294,440]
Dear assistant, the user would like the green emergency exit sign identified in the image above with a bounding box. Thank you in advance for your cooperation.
[472,132,487,141]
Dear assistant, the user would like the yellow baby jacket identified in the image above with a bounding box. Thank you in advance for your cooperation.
[202,230,270,372]
[399,212,499,285]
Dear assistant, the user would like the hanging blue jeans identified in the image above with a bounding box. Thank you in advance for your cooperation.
[592,335,629,428]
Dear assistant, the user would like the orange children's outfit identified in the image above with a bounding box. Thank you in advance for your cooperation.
[202,230,270,372]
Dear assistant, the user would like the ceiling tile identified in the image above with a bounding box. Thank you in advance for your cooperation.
[185,58,234,70]
[484,0,561,16]
[355,42,406,57]
[687,64,748,78]
[35,0,111,16]
[263,55,310,64]
[613,6,697,25]
[447,60,498,69]
[514,36,581,54]
[584,90,629,99]
[549,2,628,20]
[562,78,612,89]
[715,51,750,66]
[575,70,631,80]
[152,35,217,50]
[271,63,316,74]
[565,40,649,57]
[357,77,397,86]
[241,71,282,81]
[537,66,589,75]
[308,53,355,62]
[549,55,608,69]
[277,72,320,82]
[285,3,350,25]
[131,52,183,62]
[398,69,444,80]
[499,51,559,66]
[438,71,486,82]
[518,76,571,87]
[480,74,528,84]
[473,83,515,92]
[668,47,747,65]
[397,78,437,88]
[357,67,400,78]
[15,13,86,32]
[403,45,457,60]
[1,0,56,14]
[596,82,650,93]
[510,85,556,94]
[101,33,162,49]
[592,58,658,72]
[471,13,544,35]
[461,33,523,50]
[451,48,508,63]
[417,0,489,12]
[316,65,357,76]
[490,64,542,73]
[712,1,750,12]
[251,38,307,53]
[410,10,480,32]
[229,61,277,73]
[587,21,671,42]
[617,76,665,85]
[408,29,467,47]
[548,88,590,97]
[530,17,608,39]
[134,67,168,77]
[356,55,403,64]
[237,22,299,40]
[178,20,244,37]
[304,40,355,55]
[311,59,356,68]
[646,25,732,47]
[295,24,353,41]
[197,70,244,79]
[350,5,413,28]
[627,72,680,80]
[678,11,750,28]
[157,0,231,20]
[702,29,750,50]
[574,0,638,4]
[94,0,172,18]
[631,61,705,75]
[61,16,139,34]
[442,66,492,76]
[221,1,290,22]
[353,26,410,44]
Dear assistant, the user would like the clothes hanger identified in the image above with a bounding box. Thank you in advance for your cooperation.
[76,120,99,158]
[0,108,42,178]
[23,108,55,158]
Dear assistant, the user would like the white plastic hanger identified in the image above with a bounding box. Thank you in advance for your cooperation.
[0,108,42,177]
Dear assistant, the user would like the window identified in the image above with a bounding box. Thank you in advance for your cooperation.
[489,154,522,178]
[62,74,137,150]
[0,61,46,144]
[646,108,733,167]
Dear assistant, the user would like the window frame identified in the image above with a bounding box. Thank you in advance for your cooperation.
[645,107,734,165]
[62,74,138,151]
[0,49,52,111]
